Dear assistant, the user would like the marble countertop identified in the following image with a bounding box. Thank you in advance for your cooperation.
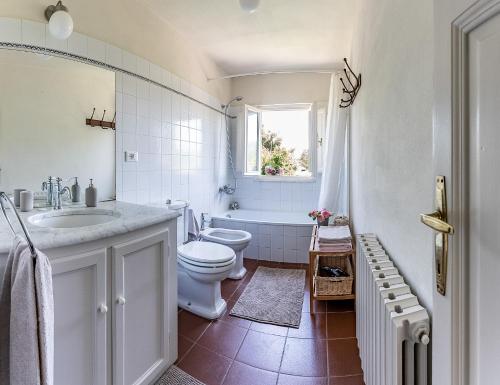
[0,200,179,254]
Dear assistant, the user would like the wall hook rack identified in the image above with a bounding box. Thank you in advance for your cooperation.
[86,107,116,130]
[339,58,361,108]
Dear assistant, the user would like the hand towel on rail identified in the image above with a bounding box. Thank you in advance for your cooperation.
[0,236,54,385]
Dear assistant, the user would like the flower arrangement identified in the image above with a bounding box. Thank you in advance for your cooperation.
[308,209,333,225]
[264,165,284,176]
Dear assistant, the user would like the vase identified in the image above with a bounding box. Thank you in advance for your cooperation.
[317,218,329,227]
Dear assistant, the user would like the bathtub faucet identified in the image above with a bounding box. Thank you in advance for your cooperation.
[219,184,235,195]
[200,212,210,231]
[229,201,240,210]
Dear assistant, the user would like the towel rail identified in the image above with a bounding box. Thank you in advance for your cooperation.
[0,191,37,257]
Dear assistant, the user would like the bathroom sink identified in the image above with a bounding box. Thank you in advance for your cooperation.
[28,209,121,229]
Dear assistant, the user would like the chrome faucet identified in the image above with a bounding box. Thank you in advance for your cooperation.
[200,212,210,231]
[41,176,54,206]
[53,177,72,210]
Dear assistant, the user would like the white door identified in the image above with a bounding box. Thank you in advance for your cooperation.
[433,1,500,384]
[112,229,172,385]
[51,249,108,385]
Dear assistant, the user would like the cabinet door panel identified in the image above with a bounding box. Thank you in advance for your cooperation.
[52,249,108,385]
[112,229,171,385]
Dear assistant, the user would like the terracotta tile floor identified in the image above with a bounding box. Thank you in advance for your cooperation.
[177,259,365,385]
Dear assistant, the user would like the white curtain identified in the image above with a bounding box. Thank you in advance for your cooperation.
[318,72,349,215]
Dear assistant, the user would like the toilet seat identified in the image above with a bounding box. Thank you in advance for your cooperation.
[200,228,252,245]
[178,241,235,267]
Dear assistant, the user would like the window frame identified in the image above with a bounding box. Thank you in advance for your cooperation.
[243,103,317,182]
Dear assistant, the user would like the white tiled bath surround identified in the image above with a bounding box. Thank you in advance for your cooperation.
[212,216,313,264]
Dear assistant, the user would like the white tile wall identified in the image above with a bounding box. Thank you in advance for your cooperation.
[212,218,313,264]
[0,17,231,219]
[232,175,321,213]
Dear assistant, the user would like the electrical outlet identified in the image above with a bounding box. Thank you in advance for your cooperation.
[125,151,139,162]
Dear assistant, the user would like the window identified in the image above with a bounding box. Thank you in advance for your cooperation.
[244,104,314,178]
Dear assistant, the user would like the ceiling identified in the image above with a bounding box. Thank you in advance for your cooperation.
[138,0,354,77]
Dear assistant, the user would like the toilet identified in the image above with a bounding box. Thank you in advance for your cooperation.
[200,227,252,279]
[170,200,236,319]
[177,241,236,319]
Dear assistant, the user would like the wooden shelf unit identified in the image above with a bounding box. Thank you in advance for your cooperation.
[308,225,356,313]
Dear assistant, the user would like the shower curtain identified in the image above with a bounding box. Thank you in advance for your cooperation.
[318,72,349,215]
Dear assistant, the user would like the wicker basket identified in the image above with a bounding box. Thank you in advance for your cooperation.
[314,255,353,296]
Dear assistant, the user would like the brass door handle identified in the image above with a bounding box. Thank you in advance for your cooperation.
[420,211,455,234]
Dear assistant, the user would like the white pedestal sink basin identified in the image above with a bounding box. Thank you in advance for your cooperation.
[28,209,120,229]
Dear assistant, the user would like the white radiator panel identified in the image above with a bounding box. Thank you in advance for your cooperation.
[356,234,430,385]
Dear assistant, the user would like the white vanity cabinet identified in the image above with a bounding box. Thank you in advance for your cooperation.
[112,230,175,385]
[50,222,177,385]
[52,248,109,385]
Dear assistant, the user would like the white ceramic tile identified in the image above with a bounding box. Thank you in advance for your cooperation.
[137,79,149,99]
[284,250,298,264]
[137,98,149,118]
[137,57,150,78]
[122,171,137,192]
[45,25,67,51]
[284,236,297,251]
[161,122,172,139]
[67,32,87,56]
[122,74,137,96]
[150,136,161,154]
[122,113,137,134]
[122,94,137,115]
[105,44,122,67]
[259,233,271,248]
[0,17,21,43]
[259,247,271,261]
[149,119,161,137]
[271,248,284,263]
[87,37,106,62]
[115,72,123,93]
[170,74,181,91]
[296,250,309,264]
[150,63,162,83]
[22,20,45,46]
[297,225,313,237]
[162,69,171,88]
[122,51,137,73]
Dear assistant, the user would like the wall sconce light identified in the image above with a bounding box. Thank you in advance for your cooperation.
[45,1,73,40]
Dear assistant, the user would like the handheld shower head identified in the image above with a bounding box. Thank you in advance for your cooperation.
[221,96,244,109]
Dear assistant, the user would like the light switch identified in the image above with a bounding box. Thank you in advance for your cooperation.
[125,151,139,162]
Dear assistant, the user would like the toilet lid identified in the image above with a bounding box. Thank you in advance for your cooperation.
[178,241,235,264]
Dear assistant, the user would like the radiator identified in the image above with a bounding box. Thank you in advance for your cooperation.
[356,233,430,385]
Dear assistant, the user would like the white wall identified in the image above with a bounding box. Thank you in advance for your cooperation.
[0,50,115,200]
[231,72,331,106]
[349,0,434,309]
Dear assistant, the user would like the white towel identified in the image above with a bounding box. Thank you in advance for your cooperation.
[318,225,352,243]
[186,208,200,242]
[0,236,54,385]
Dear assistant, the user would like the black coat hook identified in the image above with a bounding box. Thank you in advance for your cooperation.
[339,58,362,108]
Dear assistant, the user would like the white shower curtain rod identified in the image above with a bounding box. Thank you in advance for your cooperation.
[207,68,340,81]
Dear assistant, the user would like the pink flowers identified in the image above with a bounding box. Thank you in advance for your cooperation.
[308,209,333,222]
[264,165,284,176]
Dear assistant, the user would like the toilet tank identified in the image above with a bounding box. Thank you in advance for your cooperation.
[166,200,190,245]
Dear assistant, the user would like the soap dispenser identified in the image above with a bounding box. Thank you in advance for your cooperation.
[85,179,97,207]
[71,177,81,203]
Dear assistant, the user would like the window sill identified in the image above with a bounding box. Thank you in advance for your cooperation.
[243,175,317,183]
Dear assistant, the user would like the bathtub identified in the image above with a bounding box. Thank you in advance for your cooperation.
[211,210,314,264]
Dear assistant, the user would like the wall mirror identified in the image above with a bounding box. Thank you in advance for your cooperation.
[0,49,116,202]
